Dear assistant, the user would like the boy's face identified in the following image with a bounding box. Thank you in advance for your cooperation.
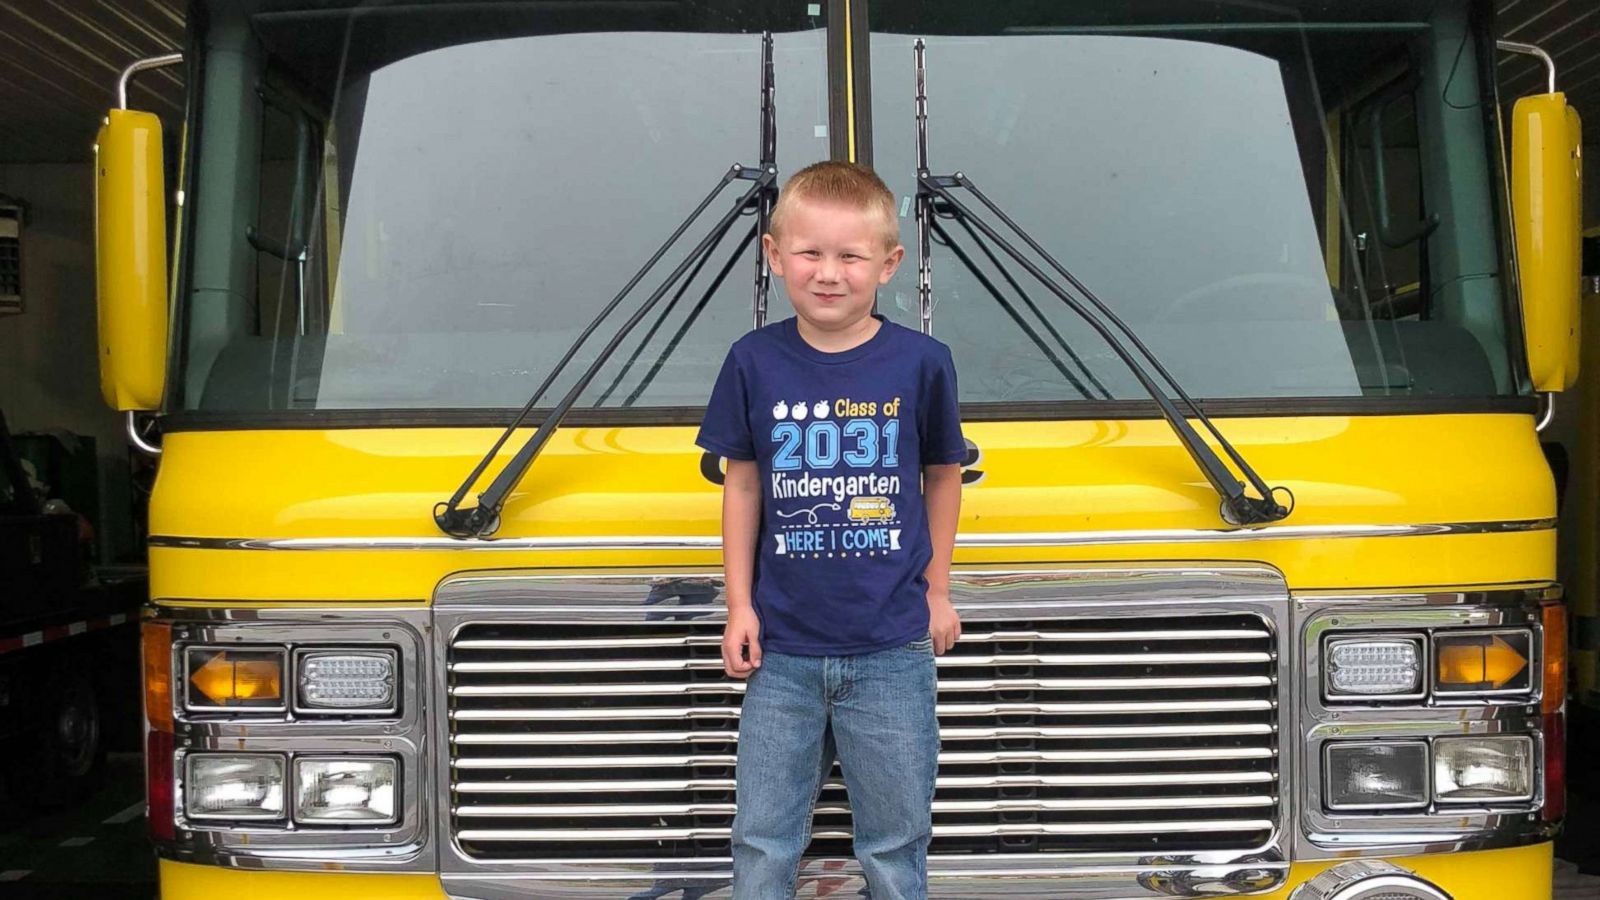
[763,198,905,332]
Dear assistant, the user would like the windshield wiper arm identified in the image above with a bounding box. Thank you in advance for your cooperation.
[600,32,777,406]
[592,223,731,408]
[434,166,774,538]
[912,39,1289,526]
[434,34,779,539]
[623,223,758,407]
[928,215,1113,400]
[925,219,1096,399]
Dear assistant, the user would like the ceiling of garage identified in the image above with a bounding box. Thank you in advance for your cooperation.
[0,1,1594,164]
[0,1,185,164]
[1498,0,1600,123]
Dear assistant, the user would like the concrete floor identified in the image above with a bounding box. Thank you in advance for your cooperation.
[0,755,154,899]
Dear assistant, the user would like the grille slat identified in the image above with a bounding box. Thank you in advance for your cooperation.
[453,628,1269,651]
[448,610,1280,860]
[455,819,1278,843]
[454,770,1279,794]
[451,650,1271,673]
[453,747,1276,769]
[453,795,1277,818]
[450,674,1274,696]
[453,699,1274,720]
[452,722,1272,745]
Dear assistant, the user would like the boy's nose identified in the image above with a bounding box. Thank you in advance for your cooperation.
[816,259,842,282]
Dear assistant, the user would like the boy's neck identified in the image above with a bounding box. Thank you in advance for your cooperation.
[794,312,882,354]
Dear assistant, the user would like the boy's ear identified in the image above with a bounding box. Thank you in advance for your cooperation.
[762,234,784,278]
[878,244,906,285]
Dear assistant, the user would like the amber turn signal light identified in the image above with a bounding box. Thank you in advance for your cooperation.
[1434,630,1532,694]
[185,648,286,710]
[142,621,173,732]
[1542,602,1568,715]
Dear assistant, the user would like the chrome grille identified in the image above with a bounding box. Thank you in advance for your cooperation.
[447,610,1279,861]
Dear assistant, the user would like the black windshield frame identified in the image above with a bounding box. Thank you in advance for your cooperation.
[163,0,1533,431]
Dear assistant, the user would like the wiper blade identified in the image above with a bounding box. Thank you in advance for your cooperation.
[433,34,781,539]
[927,215,1111,400]
[911,39,1290,526]
[621,223,758,408]
[599,32,777,406]
[434,166,774,538]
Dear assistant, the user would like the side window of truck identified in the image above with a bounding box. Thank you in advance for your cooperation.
[254,83,331,341]
[1340,74,1429,321]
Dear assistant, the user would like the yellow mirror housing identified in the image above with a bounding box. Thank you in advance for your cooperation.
[1511,93,1583,392]
[95,109,169,412]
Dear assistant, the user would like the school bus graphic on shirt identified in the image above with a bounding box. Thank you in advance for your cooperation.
[848,496,896,523]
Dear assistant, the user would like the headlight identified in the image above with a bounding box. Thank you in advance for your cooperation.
[294,757,398,824]
[1323,741,1429,810]
[1434,736,1534,803]
[184,647,286,712]
[296,649,398,713]
[1324,635,1424,699]
[185,754,285,820]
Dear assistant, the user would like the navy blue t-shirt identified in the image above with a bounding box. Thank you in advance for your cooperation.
[696,315,966,656]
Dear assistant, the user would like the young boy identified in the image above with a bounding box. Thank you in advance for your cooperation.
[696,161,965,900]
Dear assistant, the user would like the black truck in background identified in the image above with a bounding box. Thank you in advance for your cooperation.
[0,410,143,809]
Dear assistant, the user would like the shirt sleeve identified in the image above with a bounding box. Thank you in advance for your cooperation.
[696,348,757,461]
[919,346,967,465]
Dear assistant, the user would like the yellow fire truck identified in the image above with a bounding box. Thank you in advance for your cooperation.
[96,1,1583,897]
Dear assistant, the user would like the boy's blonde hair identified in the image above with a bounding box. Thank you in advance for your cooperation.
[769,161,900,251]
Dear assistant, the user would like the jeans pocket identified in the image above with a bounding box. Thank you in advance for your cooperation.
[905,634,934,652]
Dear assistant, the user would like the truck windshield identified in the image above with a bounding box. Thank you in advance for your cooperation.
[178,0,1516,414]
[179,1,827,413]
[870,0,1515,404]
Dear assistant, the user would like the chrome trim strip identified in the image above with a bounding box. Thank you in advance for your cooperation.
[449,649,1271,673]
[457,819,1278,843]
[451,722,1274,744]
[434,564,1288,616]
[448,674,1276,697]
[452,747,1275,770]
[453,772,1280,794]
[453,627,1271,647]
[454,796,1278,818]
[440,863,1286,900]
[147,516,1556,552]
[449,698,1276,720]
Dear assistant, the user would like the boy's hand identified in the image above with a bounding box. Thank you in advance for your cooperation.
[927,588,961,655]
[722,606,763,678]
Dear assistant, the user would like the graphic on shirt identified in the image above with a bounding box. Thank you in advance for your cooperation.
[847,496,896,522]
[775,501,840,525]
[768,395,905,562]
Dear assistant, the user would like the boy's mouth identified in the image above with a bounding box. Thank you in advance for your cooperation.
[812,292,845,303]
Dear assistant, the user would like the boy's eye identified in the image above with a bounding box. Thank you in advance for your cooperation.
[799,250,821,258]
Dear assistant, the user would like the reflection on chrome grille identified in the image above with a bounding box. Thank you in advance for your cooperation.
[448,611,1279,861]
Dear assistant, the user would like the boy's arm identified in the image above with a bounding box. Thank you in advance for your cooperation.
[923,463,963,655]
[721,459,763,678]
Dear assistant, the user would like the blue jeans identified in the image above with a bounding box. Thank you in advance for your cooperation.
[731,635,939,900]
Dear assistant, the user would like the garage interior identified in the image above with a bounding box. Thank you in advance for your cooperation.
[1,0,1599,896]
